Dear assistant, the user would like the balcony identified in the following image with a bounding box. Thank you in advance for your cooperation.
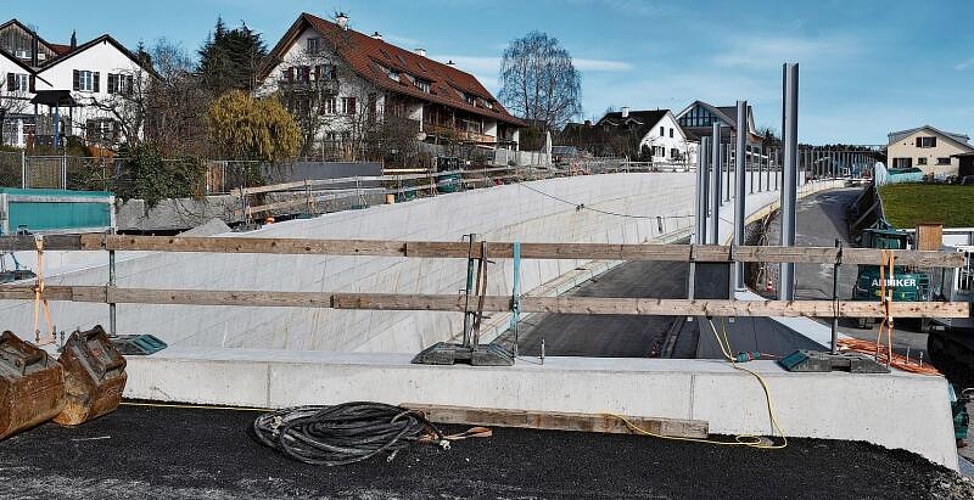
[425,123,496,144]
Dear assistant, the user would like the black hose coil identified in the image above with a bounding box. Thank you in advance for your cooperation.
[253,402,444,466]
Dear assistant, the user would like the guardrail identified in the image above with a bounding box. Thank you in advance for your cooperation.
[0,235,967,320]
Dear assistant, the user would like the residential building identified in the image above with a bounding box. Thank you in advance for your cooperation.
[887,125,973,176]
[560,107,697,164]
[258,12,523,157]
[0,19,152,149]
[674,100,763,153]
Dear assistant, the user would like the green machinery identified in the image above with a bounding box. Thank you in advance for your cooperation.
[851,225,931,329]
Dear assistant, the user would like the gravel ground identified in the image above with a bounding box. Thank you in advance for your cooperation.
[1,405,973,500]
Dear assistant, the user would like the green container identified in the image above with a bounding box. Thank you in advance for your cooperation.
[436,173,462,193]
[0,188,114,234]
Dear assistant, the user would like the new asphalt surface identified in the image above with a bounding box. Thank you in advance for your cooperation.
[1,404,970,500]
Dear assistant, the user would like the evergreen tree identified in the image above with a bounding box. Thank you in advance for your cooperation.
[198,18,267,94]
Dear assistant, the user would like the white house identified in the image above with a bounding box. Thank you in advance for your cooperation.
[257,12,523,157]
[0,19,151,149]
[887,125,973,176]
[593,107,697,164]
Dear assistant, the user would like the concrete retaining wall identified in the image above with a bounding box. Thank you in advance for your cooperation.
[125,348,959,470]
[1,174,827,354]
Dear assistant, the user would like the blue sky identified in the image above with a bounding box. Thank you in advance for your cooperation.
[10,0,974,144]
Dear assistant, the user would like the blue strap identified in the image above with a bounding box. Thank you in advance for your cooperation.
[509,242,521,331]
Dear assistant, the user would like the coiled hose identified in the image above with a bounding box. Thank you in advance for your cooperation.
[253,402,446,466]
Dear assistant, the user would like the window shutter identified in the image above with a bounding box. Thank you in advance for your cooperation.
[314,65,321,80]
[931,137,937,147]
[287,67,294,83]
[73,70,80,91]
[330,64,338,80]
[6,73,13,91]
[107,73,116,94]
[127,75,134,94]
[93,72,100,92]
[28,75,35,93]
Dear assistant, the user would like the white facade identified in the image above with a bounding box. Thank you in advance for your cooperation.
[637,111,697,166]
[0,35,148,148]
[259,25,386,142]
[887,126,973,176]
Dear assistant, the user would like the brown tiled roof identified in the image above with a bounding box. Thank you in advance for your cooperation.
[265,13,523,127]
[49,44,72,56]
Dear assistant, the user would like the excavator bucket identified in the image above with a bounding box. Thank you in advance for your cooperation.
[0,331,66,440]
[53,325,127,427]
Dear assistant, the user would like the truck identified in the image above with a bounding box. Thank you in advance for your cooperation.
[851,226,932,329]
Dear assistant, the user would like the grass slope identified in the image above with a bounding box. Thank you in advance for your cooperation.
[879,184,974,228]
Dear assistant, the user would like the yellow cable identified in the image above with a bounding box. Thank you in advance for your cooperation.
[605,317,788,450]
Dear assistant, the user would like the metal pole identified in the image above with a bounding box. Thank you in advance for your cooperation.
[734,101,748,291]
[831,239,842,354]
[710,123,722,244]
[724,144,731,202]
[20,150,26,189]
[108,228,117,337]
[461,234,477,347]
[695,137,710,245]
[779,63,799,301]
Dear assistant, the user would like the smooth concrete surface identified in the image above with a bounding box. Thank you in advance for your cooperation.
[3,175,836,354]
[124,347,959,470]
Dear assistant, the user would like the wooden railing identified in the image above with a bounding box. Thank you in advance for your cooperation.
[0,236,968,319]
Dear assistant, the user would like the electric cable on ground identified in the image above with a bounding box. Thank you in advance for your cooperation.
[252,401,490,466]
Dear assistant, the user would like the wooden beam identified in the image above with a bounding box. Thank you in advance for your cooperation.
[0,236,949,268]
[0,286,965,318]
[400,404,709,439]
[230,180,310,197]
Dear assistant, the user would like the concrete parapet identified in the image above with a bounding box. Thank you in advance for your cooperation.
[125,348,958,470]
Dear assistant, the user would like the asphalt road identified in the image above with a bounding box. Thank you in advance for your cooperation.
[498,261,688,357]
[765,187,931,357]
[2,404,970,500]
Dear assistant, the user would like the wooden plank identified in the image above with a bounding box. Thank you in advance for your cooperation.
[0,287,968,318]
[230,180,309,197]
[100,236,409,256]
[0,236,967,267]
[239,197,310,216]
[400,404,709,439]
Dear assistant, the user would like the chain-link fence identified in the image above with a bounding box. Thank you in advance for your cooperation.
[0,151,24,188]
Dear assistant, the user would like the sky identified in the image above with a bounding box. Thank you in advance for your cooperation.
[9,0,974,144]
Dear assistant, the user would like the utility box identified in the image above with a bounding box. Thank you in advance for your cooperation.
[53,326,127,427]
[0,331,66,440]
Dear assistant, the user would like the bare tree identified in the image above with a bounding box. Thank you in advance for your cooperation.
[498,31,582,131]
[143,39,212,155]
[0,71,30,145]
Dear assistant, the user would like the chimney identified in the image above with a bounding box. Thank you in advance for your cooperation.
[621,106,630,118]
[415,48,426,57]
[371,31,383,40]
[446,60,456,68]
[31,30,39,67]
[336,12,349,30]
[584,120,592,126]
[70,30,77,50]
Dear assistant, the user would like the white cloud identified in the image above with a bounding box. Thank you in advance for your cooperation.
[713,34,860,70]
[574,59,633,71]
[955,59,974,71]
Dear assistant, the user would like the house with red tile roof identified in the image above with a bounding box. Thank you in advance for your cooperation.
[259,12,523,156]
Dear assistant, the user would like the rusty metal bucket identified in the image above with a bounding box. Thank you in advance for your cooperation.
[53,325,127,427]
[0,331,66,440]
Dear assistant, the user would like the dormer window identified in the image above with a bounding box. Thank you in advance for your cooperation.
[389,70,400,82]
[464,93,475,105]
[416,79,431,93]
